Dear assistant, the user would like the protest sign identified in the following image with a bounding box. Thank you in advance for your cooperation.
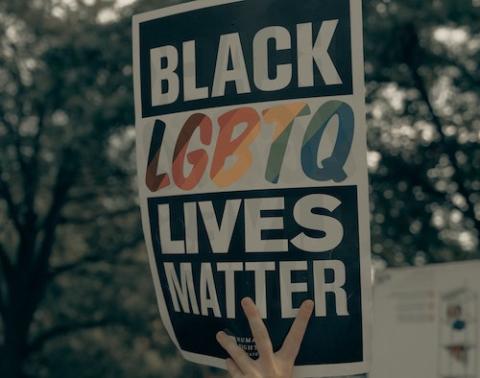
[371,261,480,378]
[132,0,371,376]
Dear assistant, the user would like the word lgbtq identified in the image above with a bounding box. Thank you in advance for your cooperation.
[150,21,342,106]
[146,100,354,192]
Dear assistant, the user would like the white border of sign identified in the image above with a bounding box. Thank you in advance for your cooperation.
[132,1,372,376]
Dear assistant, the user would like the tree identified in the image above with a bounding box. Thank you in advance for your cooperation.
[364,0,480,266]
[0,0,223,375]
[0,0,149,376]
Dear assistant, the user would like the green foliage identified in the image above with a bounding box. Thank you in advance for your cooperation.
[364,0,480,265]
[0,0,204,376]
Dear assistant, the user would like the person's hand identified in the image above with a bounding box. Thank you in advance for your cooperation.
[216,297,314,378]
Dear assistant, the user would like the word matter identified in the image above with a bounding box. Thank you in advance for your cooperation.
[162,260,349,319]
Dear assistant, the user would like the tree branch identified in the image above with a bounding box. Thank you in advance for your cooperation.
[0,243,13,280]
[432,52,480,89]
[0,98,28,183]
[403,24,480,236]
[28,317,126,354]
[411,70,480,233]
[21,147,79,329]
[31,148,76,267]
[0,168,22,231]
[0,295,5,325]
[0,244,13,325]
[23,103,47,232]
[48,233,143,279]
[66,187,136,204]
[60,205,139,225]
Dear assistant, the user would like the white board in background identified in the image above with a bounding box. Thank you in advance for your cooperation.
[371,261,480,378]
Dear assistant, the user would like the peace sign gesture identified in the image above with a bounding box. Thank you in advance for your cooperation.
[216,297,314,378]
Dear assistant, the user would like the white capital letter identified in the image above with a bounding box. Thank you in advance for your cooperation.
[313,260,349,316]
[183,40,209,101]
[150,45,179,106]
[245,262,276,318]
[217,262,243,319]
[158,204,185,254]
[297,21,342,87]
[212,33,251,97]
[200,263,222,317]
[184,202,198,254]
[198,199,241,253]
[279,261,308,318]
[164,263,199,314]
[245,197,288,253]
[291,194,343,252]
[253,26,292,91]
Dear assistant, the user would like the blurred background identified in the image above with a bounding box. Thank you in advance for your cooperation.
[0,0,479,377]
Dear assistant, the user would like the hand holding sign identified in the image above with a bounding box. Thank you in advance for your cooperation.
[217,298,314,378]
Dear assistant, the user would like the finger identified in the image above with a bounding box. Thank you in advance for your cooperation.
[241,297,273,359]
[226,358,243,377]
[216,331,255,374]
[278,300,314,361]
